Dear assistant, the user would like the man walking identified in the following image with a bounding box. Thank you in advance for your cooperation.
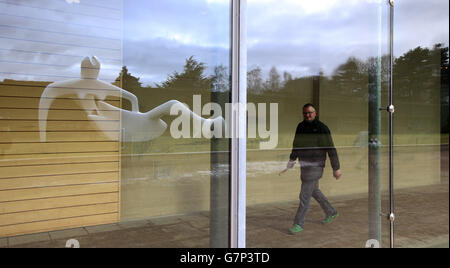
[286,103,342,234]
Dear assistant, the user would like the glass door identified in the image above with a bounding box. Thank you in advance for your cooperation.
[245,0,392,248]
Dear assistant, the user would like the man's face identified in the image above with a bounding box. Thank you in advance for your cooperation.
[303,106,317,122]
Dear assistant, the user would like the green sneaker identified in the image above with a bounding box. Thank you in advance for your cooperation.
[322,212,339,224]
[289,224,303,234]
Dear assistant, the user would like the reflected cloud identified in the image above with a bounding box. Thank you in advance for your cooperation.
[246,0,448,79]
[123,37,229,86]
[66,0,80,4]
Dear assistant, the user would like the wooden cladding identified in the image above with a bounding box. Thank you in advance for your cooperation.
[0,80,121,238]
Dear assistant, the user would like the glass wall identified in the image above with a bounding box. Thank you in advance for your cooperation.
[389,0,449,248]
[0,0,448,249]
[246,0,448,248]
[0,0,231,248]
[119,0,231,248]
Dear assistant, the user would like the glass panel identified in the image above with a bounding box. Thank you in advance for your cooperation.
[246,0,391,248]
[0,0,231,248]
[388,0,449,248]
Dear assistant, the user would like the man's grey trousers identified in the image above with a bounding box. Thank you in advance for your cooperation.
[294,167,337,228]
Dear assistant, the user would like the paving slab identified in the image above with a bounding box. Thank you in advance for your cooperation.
[0,238,7,248]
[148,215,184,226]
[84,223,122,234]
[49,228,88,240]
[8,232,51,247]
[1,184,447,248]
[118,219,151,229]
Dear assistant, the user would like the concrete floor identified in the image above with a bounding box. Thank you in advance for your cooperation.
[1,183,448,248]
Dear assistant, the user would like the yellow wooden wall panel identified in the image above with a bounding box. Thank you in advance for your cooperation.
[0,153,119,167]
[0,203,118,227]
[0,85,121,100]
[0,182,119,202]
[0,81,50,87]
[0,171,118,191]
[0,213,119,238]
[0,142,118,155]
[0,108,120,121]
[0,193,119,214]
[4,120,120,132]
[0,81,122,238]
[0,97,120,109]
[0,132,120,143]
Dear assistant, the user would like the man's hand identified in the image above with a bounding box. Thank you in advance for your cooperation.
[333,169,342,180]
[279,160,296,176]
[286,160,296,169]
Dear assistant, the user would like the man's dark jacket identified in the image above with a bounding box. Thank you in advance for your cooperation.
[289,119,340,171]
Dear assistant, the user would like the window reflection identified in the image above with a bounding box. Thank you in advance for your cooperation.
[247,0,448,248]
[0,0,124,241]
[0,0,231,248]
[0,0,448,248]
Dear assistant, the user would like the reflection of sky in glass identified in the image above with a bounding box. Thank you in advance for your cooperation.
[247,0,449,79]
[0,0,448,85]
[122,0,231,86]
[0,0,123,82]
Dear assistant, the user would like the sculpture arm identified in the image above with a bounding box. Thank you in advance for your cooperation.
[121,89,139,112]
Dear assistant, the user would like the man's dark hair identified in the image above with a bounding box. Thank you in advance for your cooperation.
[303,103,317,111]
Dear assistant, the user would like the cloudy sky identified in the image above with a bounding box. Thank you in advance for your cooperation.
[122,0,231,85]
[122,0,449,86]
[0,0,123,82]
[0,0,448,85]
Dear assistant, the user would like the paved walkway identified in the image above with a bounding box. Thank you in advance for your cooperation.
[1,183,448,248]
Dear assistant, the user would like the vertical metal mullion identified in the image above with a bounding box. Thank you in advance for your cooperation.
[388,0,395,249]
[230,0,247,248]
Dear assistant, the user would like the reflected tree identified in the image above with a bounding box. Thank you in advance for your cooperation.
[119,66,142,93]
[156,56,212,92]
[283,71,293,85]
[211,65,230,92]
[331,57,368,97]
[394,45,443,134]
[247,66,264,93]
[117,66,144,111]
[265,66,282,91]
[394,44,445,104]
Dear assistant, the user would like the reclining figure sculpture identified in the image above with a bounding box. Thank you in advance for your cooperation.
[38,56,224,142]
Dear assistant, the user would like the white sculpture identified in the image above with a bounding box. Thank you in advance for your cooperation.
[39,56,224,142]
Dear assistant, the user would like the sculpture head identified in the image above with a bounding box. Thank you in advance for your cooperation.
[81,56,101,79]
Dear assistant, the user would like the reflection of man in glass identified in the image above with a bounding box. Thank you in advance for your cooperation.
[286,103,342,234]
